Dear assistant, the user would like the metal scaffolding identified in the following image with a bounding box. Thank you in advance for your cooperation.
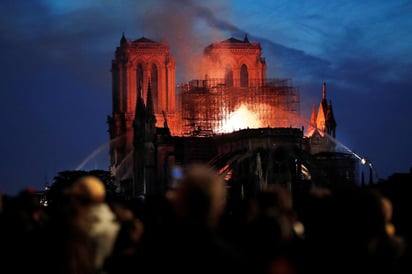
[177,78,300,136]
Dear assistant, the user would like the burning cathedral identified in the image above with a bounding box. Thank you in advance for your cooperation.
[107,33,358,200]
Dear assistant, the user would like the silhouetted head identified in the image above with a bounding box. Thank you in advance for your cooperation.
[69,175,106,205]
[167,164,227,229]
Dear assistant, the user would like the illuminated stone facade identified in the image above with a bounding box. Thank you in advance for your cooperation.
[108,33,345,199]
[200,35,266,87]
[108,34,272,171]
[108,34,176,169]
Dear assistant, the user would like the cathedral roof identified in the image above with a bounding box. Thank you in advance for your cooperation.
[221,37,250,43]
[133,36,157,43]
[204,35,260,52]
[222,37,244,43]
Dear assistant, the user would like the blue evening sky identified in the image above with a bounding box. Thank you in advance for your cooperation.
[1,0,411,195]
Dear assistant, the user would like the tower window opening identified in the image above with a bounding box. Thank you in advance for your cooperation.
[151,64,158,112]
[225,65,233,87]
[240,64,248,87]
[137,63,143,94]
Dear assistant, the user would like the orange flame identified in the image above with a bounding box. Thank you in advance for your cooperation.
[219,104,262,133]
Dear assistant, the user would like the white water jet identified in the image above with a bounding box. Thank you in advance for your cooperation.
[75,135,125,171]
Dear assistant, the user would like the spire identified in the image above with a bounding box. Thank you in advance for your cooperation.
[120,32,127,46]
[146,79,154,118]
[134,82,146,129]
[316,101,326,134]
[325,100,337,137]
[320,82,328,124]
[133,83,146,199]
[146,78,156,135]
[322,82,326,100]
[308,103,317,136]
[244,33,250,43]
[310,103,317,127]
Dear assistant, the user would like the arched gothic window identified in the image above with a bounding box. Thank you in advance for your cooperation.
[151,64,158,112]
[136,63,143,96]
[240,64,248,88]
[225,65,233,87]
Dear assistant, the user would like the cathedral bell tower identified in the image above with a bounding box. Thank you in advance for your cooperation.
[201,34,266,88]
[108,33,176,179]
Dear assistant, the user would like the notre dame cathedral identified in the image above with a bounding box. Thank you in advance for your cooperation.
[107,33,357,200]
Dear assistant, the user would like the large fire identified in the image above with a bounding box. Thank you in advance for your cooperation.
[219,104,262,133]
[216,102,307,134]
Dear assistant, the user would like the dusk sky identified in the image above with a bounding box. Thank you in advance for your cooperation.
[1,0,411,195]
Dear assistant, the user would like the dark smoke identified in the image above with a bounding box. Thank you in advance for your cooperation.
[141,0,329,83]
[175,0,244,35]
[140,0,242,82]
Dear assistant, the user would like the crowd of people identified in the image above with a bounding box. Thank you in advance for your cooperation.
[0,163,410,274]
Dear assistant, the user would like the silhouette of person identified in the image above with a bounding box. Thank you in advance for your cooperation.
[39,175,120,274]
[140,163,246,274]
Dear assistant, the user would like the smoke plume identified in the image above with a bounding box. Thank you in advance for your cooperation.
[140,0,243,82]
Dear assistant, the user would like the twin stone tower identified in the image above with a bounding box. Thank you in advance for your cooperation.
[108,33,341,200]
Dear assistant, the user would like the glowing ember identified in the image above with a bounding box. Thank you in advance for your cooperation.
[220,104,262,133]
